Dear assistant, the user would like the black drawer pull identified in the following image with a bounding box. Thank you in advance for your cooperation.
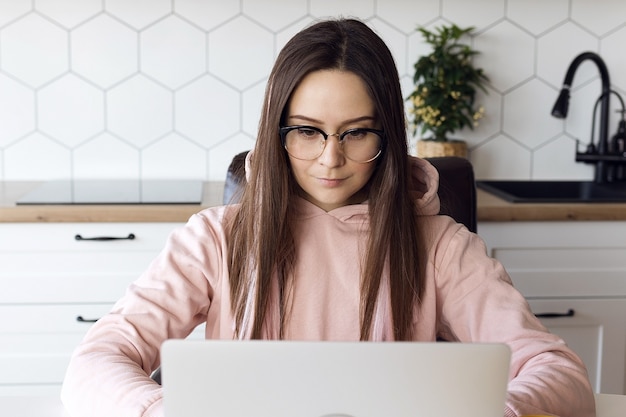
[76,315,99,323]
[535,308,575,318]
[75,233,135,241]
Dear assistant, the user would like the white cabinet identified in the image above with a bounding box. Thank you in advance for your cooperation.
[0,223,183,396]
[478,221,626,394]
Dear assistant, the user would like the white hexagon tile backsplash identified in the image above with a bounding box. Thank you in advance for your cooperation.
[0,0,625,181]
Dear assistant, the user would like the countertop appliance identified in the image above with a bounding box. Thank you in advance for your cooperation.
[15,179,204,205]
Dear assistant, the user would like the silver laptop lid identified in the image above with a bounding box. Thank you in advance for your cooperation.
[161,340,510,417]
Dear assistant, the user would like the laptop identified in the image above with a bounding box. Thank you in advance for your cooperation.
[161,340,511,417]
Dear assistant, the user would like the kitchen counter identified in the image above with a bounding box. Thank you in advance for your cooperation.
[2,181,626,222]
[477,188,626,221]
[0,181,224,223]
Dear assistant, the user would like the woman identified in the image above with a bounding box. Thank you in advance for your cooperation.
[62,18,595,417]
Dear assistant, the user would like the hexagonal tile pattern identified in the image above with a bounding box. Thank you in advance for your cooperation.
[507,0,568,35]
[241,81,266,137]
[37,74,104,148]
[536,23,598,89]
[571,0,626,36]
[105,0,171,30]
[175,0,240,31]
[208,16,274,90]
[4,133,71,180]
[2,0,626,181]
[0,74,35,147]
[309,0,375,20]
[73,133,139,179]
[368,18,408,77]
[442,0,505,30]
[0,13,68,88]
[35,0,101,29]
[474,21,535,93]
[602,27,626,92]
[503,79,563,149]
[399,74,415,104]
[175,75,240,147]
[376,0,439,33]
[275,17,315,57]
[141,133,207,179]
[471,135,531,180]
[533,135,594,179]
[0,0,31,28]
[107,75,173,148]
[71,14,138,88]
[243,0,307,32]
[207,133,255,181]
[141,15,206,89]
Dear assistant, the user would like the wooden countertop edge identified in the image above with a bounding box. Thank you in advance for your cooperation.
[0,204,206,223]
[0,181,225,223]
[2,183,626,223]
[476,189,626,222]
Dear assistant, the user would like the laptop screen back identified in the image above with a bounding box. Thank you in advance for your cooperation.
[161,340,510,417]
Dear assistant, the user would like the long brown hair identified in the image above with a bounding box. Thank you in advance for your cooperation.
[227,18,424,340]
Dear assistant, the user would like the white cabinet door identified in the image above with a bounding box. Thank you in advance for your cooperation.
[478,221,626,395]
[528,298,626,394]
[0,303,114,389]
[0,222,183,396]
[0,223,180,303]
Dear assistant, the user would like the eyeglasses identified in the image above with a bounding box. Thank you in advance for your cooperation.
[279,125,384,163]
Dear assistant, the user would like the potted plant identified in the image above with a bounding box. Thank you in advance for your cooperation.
[407,23,489,158]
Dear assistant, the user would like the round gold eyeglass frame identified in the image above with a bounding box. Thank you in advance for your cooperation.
[279,125,385,163]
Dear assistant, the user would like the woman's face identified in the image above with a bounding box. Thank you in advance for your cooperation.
[284,70,379,212]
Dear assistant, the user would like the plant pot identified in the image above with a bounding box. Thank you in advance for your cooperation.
[416,139,467,158]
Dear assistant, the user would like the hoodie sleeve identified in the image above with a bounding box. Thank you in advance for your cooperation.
[61,208,231,417]
[429,220,596,417]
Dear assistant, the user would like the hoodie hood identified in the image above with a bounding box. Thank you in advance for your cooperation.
[244,151,441,217]
[408,155,441,216]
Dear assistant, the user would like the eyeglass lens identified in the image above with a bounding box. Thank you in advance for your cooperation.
[282,126,382,163]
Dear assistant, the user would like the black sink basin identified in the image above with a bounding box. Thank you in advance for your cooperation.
[476,180,626,203]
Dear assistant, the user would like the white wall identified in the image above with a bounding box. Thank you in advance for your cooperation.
[0,0,625,182]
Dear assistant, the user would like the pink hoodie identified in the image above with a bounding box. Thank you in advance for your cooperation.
[61,157,595,417]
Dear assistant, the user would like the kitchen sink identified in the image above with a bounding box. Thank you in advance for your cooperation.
[476,180,626,203]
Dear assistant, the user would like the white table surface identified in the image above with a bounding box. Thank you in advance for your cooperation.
[1,393,624,417]
[596,393,626,417]
[1,396,69,417]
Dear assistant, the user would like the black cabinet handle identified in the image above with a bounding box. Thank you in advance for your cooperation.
[535,308,575,318]
[75,233,135,241]
[76,315,99,323]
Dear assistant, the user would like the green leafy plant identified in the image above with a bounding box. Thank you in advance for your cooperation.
[407,23,489,141]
